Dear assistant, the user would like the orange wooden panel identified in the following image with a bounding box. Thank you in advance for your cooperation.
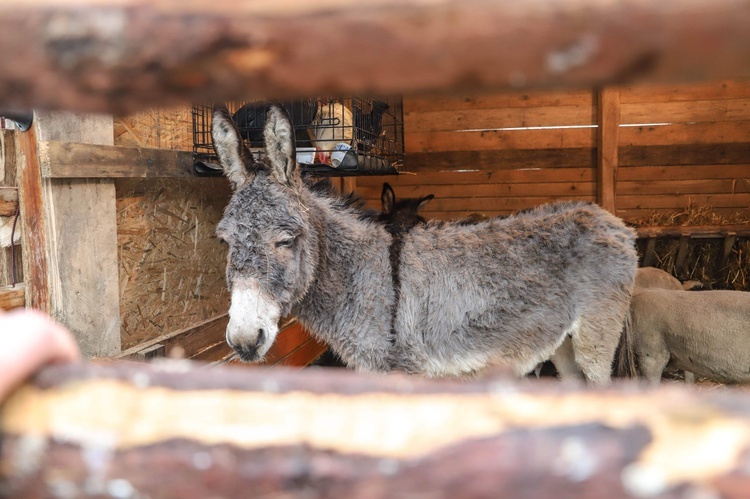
[619,80,750,104]
[404,89,594,113]
[405,105,596,133]
[0,284,24,311]
[261,323,328,367]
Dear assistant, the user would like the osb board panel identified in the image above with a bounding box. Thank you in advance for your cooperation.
[114,107,193,151]
[116,178,231,349]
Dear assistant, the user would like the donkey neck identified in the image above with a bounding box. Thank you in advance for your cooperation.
[291,190,396,371]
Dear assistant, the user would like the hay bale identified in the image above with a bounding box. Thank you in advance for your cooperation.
[633,203,750,291]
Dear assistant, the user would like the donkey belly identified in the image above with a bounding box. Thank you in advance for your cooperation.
[420,309,576,378]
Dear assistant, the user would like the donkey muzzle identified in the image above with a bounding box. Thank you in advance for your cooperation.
[226,280,281,362]
[227,326,267,362]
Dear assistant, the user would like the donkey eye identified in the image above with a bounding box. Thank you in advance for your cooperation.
[275,238,295,248]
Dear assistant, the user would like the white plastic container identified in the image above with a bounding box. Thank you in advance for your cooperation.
[296,147,316,164]
[330,143,352,168]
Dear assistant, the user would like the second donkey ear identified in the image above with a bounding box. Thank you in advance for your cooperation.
[381,183,396,214]
[264,104,299,187]
[211,104,255,191]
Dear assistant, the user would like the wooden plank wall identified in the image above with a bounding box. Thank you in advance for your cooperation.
[358,89,598,220]
[357,80,750,223]
[617,81,750,221]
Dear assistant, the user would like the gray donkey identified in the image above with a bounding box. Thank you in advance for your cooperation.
[212,104,638,383]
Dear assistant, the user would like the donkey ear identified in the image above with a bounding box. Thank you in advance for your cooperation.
[381,183,395,214]
[264,105,298,186]
[212,104,254,191]
[417,194,435,212]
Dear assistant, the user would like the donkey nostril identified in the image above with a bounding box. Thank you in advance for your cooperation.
[257,328,266,346]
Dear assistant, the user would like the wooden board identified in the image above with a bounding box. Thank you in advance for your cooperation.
[620,80,750,104]
[620,143,750,167]
[116,314,229,360]
[39,141,196,178]
[0,283,23,311]
[0,187,16,217]
[618,164,750,182]
[621,98,750,125]
[619,121,750,147]
[404,89,595,113]
[617,193,750,210]
[404,105,596,133]
[358,181,595,200]
[405,147,595,172]
[618,178,750,196]
[405,126,595,153]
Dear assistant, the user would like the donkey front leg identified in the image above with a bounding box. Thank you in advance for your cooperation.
[550,336,584,381]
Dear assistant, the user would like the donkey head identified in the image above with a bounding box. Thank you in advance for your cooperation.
[378,182,434,229]
[213,104,317,362]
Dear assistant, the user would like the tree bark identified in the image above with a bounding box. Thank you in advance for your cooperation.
[0,0,749,114]
[2,362,750,498]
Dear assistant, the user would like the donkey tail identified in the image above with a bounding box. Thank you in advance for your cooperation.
[615,306,638,378]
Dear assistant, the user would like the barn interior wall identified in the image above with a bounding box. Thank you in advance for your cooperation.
[114,107,230,349]
[356,80,750,224]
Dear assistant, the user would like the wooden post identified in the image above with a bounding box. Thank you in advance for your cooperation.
[29,111,121,357]
[16,125,50,312]
[597,87,619,214]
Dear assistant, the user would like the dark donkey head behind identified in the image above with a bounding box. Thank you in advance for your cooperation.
[376,183,433,229]
[212,104,638,383]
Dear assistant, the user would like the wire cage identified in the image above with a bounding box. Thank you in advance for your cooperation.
[192,97,405,177]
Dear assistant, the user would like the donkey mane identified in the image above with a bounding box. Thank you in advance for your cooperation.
[303,178,381,223]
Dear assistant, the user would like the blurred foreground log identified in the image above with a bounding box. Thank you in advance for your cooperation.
[2,362,750,498]
[0,0,749,114]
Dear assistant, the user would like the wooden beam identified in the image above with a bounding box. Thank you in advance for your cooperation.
[15,125,50,313]
[597,87,620,213]
[0,283,23,310]
[637,224,750,238]
[0,1,749,113]
[4,363,750,497]
[39,141,196,179]
[0,186,16,216]
[115,314,230,361]
[117,315,326,367]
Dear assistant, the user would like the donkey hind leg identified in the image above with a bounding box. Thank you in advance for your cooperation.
[550,336,584,381]
[571,303,629,386]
